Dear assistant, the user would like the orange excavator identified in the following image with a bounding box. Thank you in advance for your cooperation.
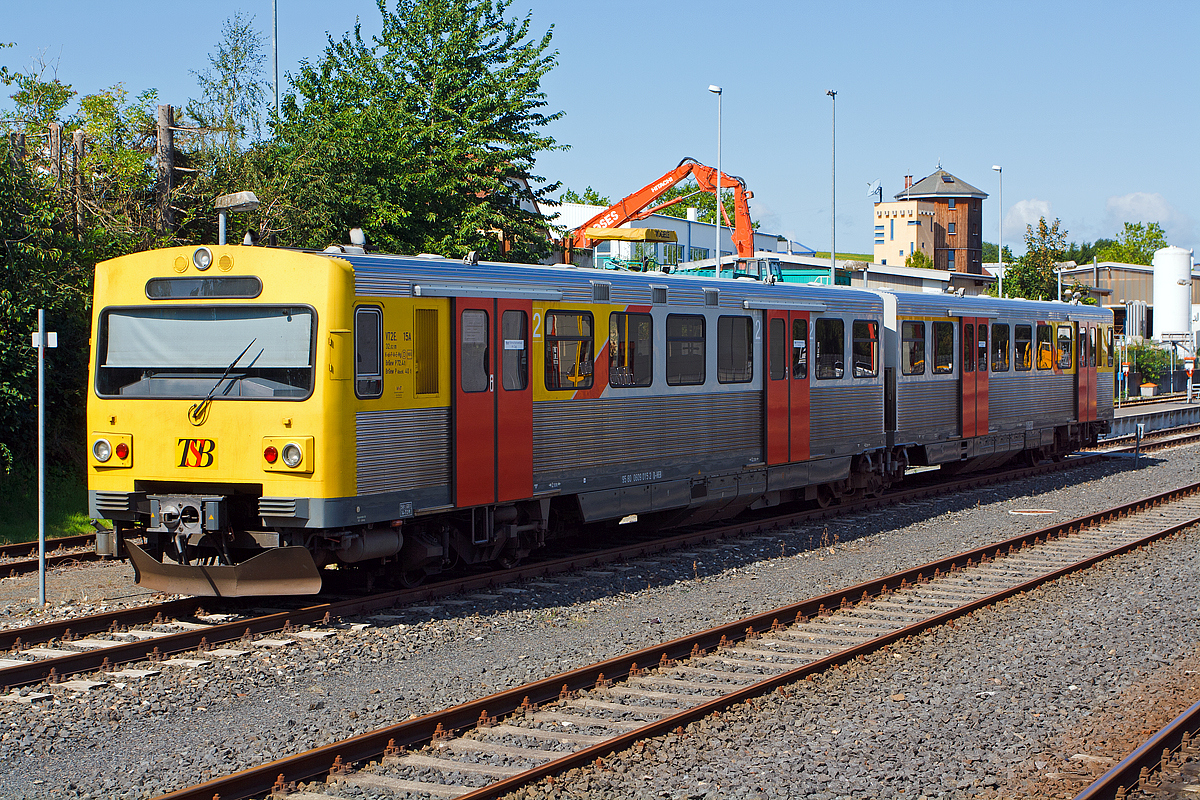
[562,157,755,264]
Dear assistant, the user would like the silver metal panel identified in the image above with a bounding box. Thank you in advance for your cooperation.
[356,407,450,495]
[532,392,761,476]
[1097,374,1115,419]
[810,385,883,447]
[989,372,1075,423]
[896,380,958,436]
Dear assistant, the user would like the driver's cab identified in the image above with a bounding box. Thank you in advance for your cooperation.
[730,257,783,283]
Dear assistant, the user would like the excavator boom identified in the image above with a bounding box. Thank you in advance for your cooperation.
[564,157,755,263]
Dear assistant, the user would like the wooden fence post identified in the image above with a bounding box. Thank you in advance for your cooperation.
[156,104,175,234]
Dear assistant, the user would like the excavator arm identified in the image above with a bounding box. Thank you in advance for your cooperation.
[565,157,755,263]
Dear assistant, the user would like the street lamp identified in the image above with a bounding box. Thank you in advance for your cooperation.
[214,191,261,245]
[828,90,837,286]
[708,85,722,276]
[992,165,1002,297]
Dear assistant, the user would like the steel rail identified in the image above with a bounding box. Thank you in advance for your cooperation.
[0,532,94,559]
[0,447,1178,690]
[148,481,1200,800]
[1074,699,1200,800]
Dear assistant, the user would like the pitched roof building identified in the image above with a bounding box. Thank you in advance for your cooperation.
[878,168,988,274]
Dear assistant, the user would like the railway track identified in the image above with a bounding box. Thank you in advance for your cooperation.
[0,450,1104,691]
[0,420,1192,584]
[1075,699,1200,799]
[2,434,1194,697]
[132,481,1200,800]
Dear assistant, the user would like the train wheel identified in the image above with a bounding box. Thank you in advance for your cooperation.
[397,569,426,589]
[816,485,835,508]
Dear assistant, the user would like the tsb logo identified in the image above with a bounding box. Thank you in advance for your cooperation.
[176,438,218,468]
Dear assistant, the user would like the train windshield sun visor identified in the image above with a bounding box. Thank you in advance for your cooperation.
[95,306,315,399]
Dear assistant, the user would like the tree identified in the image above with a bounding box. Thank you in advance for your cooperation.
[904,249,934,269]
[186,13,270,156]
[981,242,1015,264]
[1063,239,1114,265]
[559,186,609,205]
[271,0,564,261]
[1095,222,1168,265]
[1005,217,1066,300]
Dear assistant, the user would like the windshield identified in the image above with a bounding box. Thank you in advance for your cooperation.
[96,306,315,398]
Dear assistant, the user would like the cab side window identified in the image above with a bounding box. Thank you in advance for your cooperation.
[608,312,652,386]
[1057,324,1073,370]
[852,320,878,377]
[1036,323,1053,370]
[355,306,383,398]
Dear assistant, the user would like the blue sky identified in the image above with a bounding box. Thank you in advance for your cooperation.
[4,0,1197,256]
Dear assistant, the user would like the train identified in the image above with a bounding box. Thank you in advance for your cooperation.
[87,243,1114,596]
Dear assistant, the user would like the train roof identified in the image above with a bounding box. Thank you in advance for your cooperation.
[333,251,885,313]
[880,289,1113,322]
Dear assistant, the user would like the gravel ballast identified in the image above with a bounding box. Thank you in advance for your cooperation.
[0,447,1197,799]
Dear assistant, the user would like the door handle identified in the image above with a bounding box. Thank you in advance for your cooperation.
[489,374,495,392]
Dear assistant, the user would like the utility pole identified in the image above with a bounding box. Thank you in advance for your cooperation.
[73,130,85,237]
[156,105,175,234]
[827,90,837,285]
[273,0,280,114]
[48,122,62,189]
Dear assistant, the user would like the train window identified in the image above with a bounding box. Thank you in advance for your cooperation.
[852,320,878,377]
[97,306,315,399]
[769,318,787,381]
[991,323,1010,372]
[932,321,954,374]
[1056,325,1073,370]
[414,308,439,395]
[146,276,262,299]
[962,324,975,374]
[977,324,988,372]
[1105,326,1114,366]
[355,306,384,399]
[545,311,594,390]
[608,312,652,387]
[815,318,845,380]
[1089,327,1098,368]
[901,321,925,376]
[666,314,706,385]
[1015,325,1033,370]
[501,310,528,391]
[1036,324,1053,369]
[717,316,753,383]
[460,309,489,393]
[792,318,808,380]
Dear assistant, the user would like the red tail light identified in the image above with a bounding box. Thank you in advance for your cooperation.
[264,446,278,463]
[115,442,129,460]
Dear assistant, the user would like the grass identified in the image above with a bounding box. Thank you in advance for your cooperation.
[812,251,875,262]
[0,467,95,544]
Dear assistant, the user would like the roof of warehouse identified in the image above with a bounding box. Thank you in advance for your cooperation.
[895,169,988,200]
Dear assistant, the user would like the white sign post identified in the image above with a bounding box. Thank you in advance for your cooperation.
[31,310,57,606]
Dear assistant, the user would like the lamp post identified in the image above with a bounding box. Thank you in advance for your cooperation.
[828,90,837,286]
[708,85,722,276]
[992,165,1002,297]
[214,191,261,245]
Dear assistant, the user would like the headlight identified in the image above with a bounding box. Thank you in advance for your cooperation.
[281,443,303,468]
[193,247,213,271]
[93,439,112,463]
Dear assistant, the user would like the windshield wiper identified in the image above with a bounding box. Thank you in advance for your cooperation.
[187,338,258,425]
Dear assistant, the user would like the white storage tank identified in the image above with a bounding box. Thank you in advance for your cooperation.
[1152,245,1193,339]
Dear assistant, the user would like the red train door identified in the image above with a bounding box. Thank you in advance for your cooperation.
[496,299,533,502]
[960,317,989,438]
[454,298,535,508]
[765,310,811,464]
[1077,323,1096,423]
[765,311,790,465]
[975,318,989,435]
[790,311,811,462]
[961,320,976,438]
[454,299,496,507]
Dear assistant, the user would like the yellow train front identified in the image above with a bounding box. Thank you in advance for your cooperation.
[89,245,369,596]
